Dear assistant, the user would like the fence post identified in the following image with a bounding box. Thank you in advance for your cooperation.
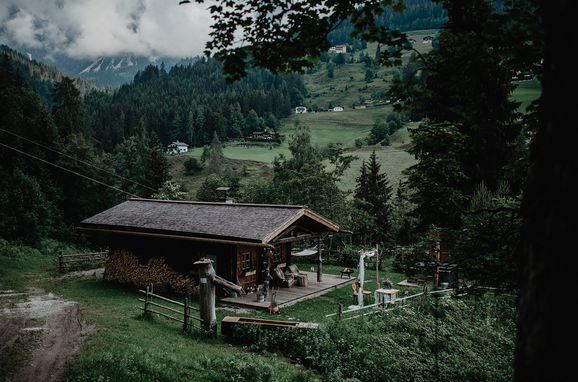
[338,303,343,321]
[58,251,63,272]
[144,285,150,315]
[183,297,189,332]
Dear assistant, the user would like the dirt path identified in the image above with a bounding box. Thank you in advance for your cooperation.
[0,288,93,382]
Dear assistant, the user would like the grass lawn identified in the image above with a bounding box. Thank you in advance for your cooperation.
[54,280,316,382]
[1,239,414,381]
[302,30,436,111]
[325,125,417,194]
[511,78,541,112]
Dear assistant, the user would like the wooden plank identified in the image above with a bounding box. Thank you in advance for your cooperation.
[60,252,107,257]
[140,307,184,323]
[138,299,184,316]
[138,290,185,307]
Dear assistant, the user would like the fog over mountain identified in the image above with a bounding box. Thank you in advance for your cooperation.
[0,0,211,61]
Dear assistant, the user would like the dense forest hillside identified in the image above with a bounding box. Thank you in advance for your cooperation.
[0,45,97,106]
[85,59,306,151]
[328,0,446,45]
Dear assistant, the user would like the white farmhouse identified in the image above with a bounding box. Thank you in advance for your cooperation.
[295,106,307,114]
[328,45,347,54]
[167,140,189,154]
[332,106,344,112]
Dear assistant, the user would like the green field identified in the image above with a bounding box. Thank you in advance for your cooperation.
[511,78,541,112]
[302,31,436,111]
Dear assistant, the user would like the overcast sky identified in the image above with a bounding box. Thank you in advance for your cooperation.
[0,0,212,59]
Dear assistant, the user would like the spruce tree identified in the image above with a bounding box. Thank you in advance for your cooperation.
[206,131,224,174]
[353,151,393,245]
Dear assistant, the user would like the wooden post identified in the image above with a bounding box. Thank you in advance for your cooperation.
[195,258,243,337]
[338,303,343,321]
[434,242,440,289]
[195,258,217,336]
[144,285,150,315]
[317,237,323,282]
[58,251,63,272]
[183,297,189,332]
[376,244,380,289]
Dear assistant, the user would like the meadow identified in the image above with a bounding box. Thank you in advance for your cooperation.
[1,240,515,382]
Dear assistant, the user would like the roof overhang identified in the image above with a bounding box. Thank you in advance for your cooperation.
[76,226,274,248]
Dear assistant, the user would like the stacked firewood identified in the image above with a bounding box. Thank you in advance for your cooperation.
[105,250,198,295]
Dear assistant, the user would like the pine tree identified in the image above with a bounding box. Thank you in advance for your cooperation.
[52,77,87,142]
[353,151,393,245]
[148,133,170,192]
[206,131,224,174]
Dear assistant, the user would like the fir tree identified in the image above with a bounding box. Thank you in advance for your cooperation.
[353,151,393,245]
[206,131,224,174]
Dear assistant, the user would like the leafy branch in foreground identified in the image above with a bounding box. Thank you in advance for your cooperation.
[192,0,409,80]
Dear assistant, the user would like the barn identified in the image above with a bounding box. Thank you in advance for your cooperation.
[78,198,351,308]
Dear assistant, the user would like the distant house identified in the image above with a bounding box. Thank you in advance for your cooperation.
[330,106,344,112]
[353,103,367,110]
[328,45,347,54]
[422,36,434,43]
[408,38,417,44]
[295,106,307,114]
[167,140,189,154]
[248,131,281,141]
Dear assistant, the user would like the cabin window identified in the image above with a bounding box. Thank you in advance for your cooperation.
[241,252,253,271]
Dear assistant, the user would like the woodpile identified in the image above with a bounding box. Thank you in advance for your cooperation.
[104,250,198,295]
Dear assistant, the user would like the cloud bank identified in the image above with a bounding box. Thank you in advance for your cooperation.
[0,0,212,58]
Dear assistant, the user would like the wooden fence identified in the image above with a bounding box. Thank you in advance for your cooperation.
[58,250,108,272]
[326,288,455,321]
[139,284,202,332]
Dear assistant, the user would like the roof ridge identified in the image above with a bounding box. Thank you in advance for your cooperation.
[128,198,305,209]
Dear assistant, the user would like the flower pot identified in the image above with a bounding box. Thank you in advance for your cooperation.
[268,305,279,314]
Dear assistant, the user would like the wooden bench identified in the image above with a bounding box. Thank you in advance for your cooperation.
[340,268,354,278]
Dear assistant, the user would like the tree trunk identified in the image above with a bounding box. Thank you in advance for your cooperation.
[515,2,575,380]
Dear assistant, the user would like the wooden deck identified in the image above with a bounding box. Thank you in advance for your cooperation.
[220,272,355,310]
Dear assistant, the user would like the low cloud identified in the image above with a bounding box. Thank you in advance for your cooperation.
[0,0,211,58]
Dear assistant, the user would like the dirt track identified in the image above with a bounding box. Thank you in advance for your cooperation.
[0,289,92,382]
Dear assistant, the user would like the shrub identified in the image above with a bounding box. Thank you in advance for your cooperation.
[226,296,516,382]
[183,157,203,175]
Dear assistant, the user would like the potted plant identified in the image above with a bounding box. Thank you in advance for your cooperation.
[268,290,279,314]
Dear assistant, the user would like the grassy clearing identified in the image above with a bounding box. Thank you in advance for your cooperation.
[303,31,435,111]
[324,125,416,194]
[511,78,541,112]
[0,239,83,289]
[336,145,416,194]
[54,280,316,382]
[167,154,274,198]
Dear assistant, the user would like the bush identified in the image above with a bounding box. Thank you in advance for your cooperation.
[338,244,360,268]
[226,296,516,382]
[183,157,203,175]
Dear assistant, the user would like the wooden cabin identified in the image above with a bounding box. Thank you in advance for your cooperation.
[78,199,340,294]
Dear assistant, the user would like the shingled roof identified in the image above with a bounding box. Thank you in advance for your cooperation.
[78,198,340,245]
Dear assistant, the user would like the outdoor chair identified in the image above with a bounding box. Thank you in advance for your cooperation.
[351,282,371,304]
[272,266,295,288]
[340,267,354,278]
[286,264,308,286]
